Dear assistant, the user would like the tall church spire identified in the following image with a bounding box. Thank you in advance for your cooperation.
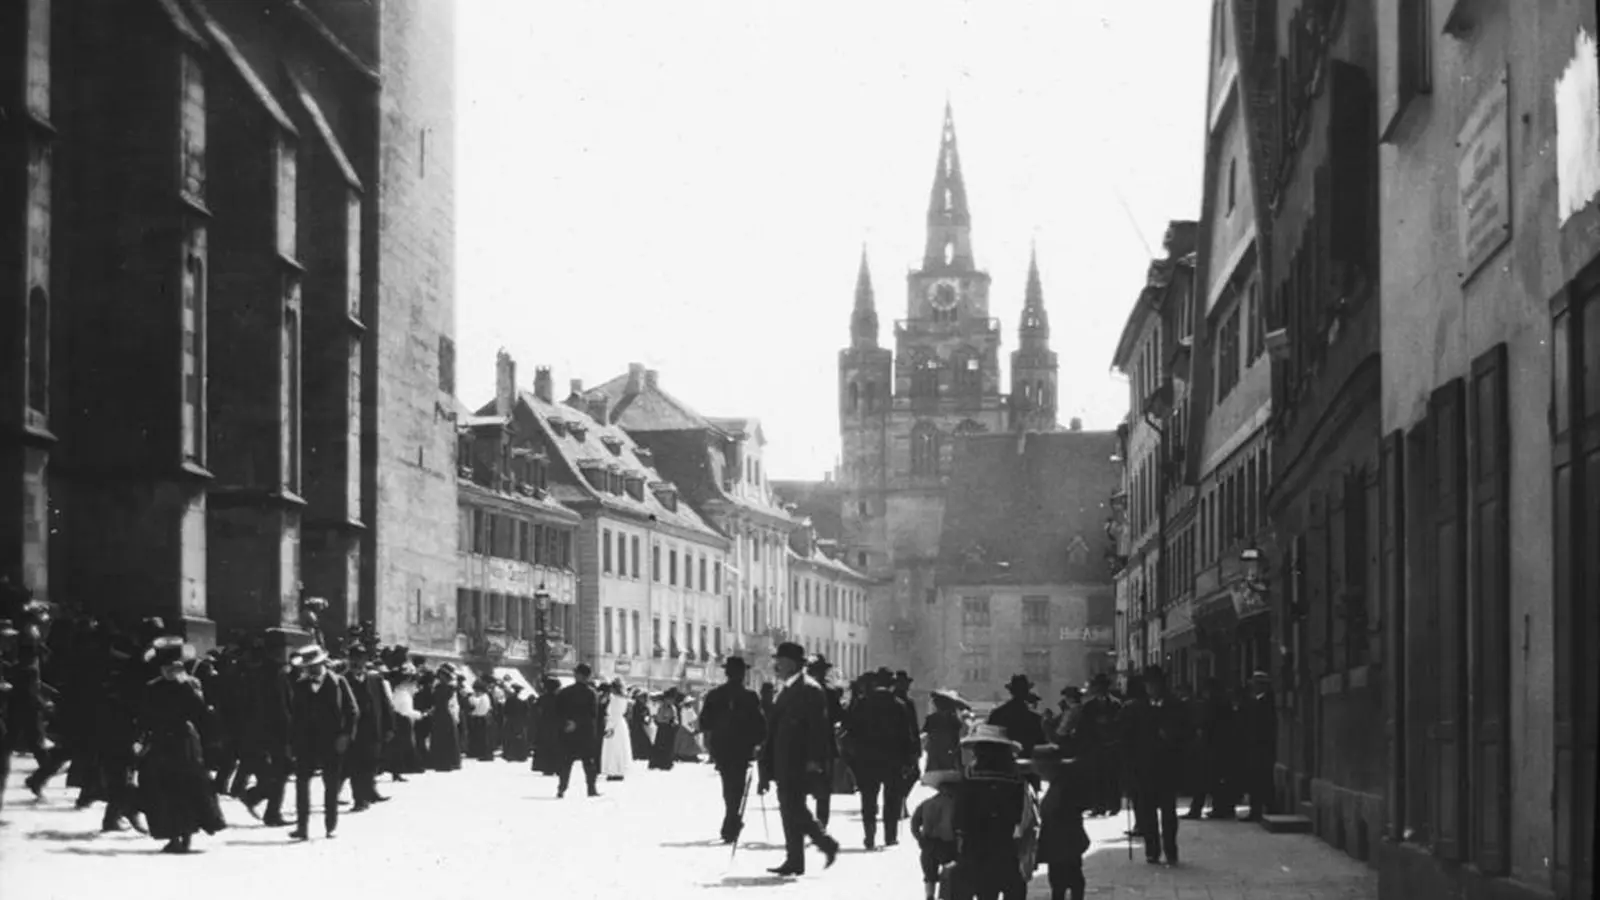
[851,245,879,349]
[924,102,974,271]
[1019,244,1050,348]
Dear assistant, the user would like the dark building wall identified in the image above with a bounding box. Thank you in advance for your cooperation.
[1253,0,1386,868]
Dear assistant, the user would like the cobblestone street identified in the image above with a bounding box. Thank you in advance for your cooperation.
[2,757,1375,900]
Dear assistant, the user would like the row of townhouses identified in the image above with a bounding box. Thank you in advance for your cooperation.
[1106,3,1597,900]
[453,356,872,691]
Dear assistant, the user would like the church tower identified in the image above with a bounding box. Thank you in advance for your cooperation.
[1009,247,1059,431]
[838,247,891,576]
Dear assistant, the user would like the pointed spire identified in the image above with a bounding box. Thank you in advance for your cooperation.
[924,102,973,270]
[851,245,879,349]
[1019,246,1049,346]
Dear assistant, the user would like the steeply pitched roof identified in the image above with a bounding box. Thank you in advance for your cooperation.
[589,373,719,433]
[498,392,723,542]
[937,431,1120,586]
[773,480,843,542]
[787,547,869,583]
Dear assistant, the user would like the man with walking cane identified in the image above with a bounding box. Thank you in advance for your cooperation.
[699,655,767,844]
[757,642,841,877]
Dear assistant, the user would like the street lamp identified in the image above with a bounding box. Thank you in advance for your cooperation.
[534,583,551,681]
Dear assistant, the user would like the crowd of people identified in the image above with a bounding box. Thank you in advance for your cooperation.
[4,580,1278,899]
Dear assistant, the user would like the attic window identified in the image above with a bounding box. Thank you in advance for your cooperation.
[607,468,624,495]
[624,475,645,501]
[634,447,654,468]
[570,422,588,442]
[650,481,678,513]
[601,435,623,456]
[547,417,568,438]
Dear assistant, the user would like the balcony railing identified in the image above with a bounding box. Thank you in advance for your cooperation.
[894,318,1000,335]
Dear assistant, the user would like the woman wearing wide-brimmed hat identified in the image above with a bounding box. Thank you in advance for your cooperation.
[133,636,226,853]
[922,687,969,776]
[1026,743,1090,900]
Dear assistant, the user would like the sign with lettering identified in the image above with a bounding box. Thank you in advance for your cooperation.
[613,658,632,674]
[1457,73,1511,282]
[1061,626,1113,643]
[685,665,706,681]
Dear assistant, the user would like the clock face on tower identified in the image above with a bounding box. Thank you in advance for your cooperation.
[926,280,960,311]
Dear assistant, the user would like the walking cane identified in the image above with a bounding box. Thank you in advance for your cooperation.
[730,768,755,863]
[1125,789,1134,861]
[759,784,772,842]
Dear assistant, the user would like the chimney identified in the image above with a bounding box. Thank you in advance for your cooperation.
[570,378,584,396]
[587,394,610,424]
[644,369,659,390]
[494,350,516,417]
[625,362,646,396]
[1070,417,1083,432]
[533,366,553,403]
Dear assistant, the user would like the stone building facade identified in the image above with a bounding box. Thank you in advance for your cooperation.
[837,104,1063,694]
[935,429,1119,704]
[487,362,730,693]
[1110,224,1197,684]
[1182,0,1276,693]
[787,526,870,682]
[453,353,581,677]
[590,365,798,683]
[2,0,458,651]
[1374,4,1600,899]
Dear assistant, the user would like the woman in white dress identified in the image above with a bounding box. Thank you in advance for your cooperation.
[599,681,632,780]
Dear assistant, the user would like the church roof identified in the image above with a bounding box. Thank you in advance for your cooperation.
[936,430,1120,586]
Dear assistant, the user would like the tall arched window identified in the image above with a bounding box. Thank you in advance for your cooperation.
[865,381,877,411]
[849,382,860,412]
[944,241,955,266]
[910,422,940,476]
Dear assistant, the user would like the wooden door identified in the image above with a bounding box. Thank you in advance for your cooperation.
[1429,380,1467,861]
[1553,282,1599,900]
[1468,344,1510,873]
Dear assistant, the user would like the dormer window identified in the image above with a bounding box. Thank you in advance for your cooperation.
[650,481,678,512]
[624,475,645,501]
[601,435,623,456]
[547,417,568,438]
[579,459,605,490]
[570,422,588,442]
[635,447,654,468]
[606,467,625,495]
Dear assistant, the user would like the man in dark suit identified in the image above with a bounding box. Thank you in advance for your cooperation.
[1238,671,1277,821]
[988,674,1049,780]
[287,645,359,840]
[344,644,395,811]
[553,662,603,798]
[804,654,843,828]
[847,667,919,849]
[757,642,841,877]
[1121,665,1192,865]
[1078,673,1123,816]
[698,656,767,843]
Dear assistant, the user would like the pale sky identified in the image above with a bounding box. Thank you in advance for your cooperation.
[457,0,1209,480]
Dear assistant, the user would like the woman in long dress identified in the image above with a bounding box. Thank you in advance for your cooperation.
[427,665,462,771]
[673,694,702,763]
[628,691,653,760]
[923,689,968,775]
[385,664,424,779]
[648,690,679,770]
[133,637,226,853]
[500,684,532,762]
[599,681,631,780]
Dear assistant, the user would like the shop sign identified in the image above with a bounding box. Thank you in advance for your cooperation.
[614,658,632,674]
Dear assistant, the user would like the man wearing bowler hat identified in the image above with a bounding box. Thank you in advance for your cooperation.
[757,642,840,876]
[698,655,767,843]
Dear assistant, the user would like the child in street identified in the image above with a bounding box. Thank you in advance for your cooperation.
[911,770,960,900]
[1028,743,1091,900]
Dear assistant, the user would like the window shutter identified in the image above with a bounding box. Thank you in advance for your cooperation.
[1469,343,1511,872]
[1429,378,1467,861]
[1380,429,1405,839]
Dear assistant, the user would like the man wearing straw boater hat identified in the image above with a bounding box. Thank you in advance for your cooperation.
[286,644,359,840]
[950,723,1038,899]
[756,641,841,876]
[698,654,766,844]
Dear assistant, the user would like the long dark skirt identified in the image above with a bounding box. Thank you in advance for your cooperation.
[386,719,423,774]
[629,718,652,761]
[467,716,493,761]
[501,711,531,762]
[428,710,461,772]
[137,730,225,840]
[649,723,678,770]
